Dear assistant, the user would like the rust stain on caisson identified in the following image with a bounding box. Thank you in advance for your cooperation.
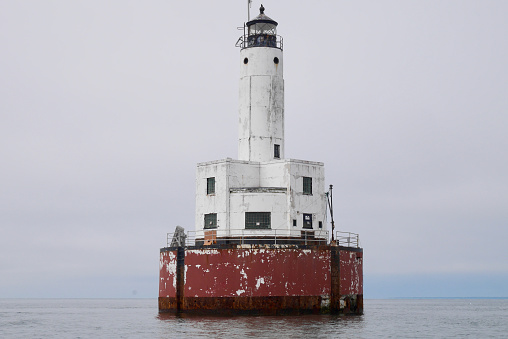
[159,244,363,315]
[159,296,323,315]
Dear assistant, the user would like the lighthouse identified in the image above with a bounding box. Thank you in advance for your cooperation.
[238,4,284,163]
[194,5,327,244]
[159,5,363,315]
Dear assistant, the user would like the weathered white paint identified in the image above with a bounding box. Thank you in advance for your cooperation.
[238,47,284,162]
[255,277,265,290]
[160,251,177,291]
[193,16,327,240]
[195,158,326,238]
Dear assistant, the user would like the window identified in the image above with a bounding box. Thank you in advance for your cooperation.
[274,144,280,159]
[245,212,271,229]
[207,177,215,195]
[303,214,313,229]
[303,177,312,195]
[319,221,323,229]
[204,213,217,229]
[293,219,297,227]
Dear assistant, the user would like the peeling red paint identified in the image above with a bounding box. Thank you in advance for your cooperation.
[340,249,363,295]
[159,250,177,298]
[185,248,330,298]
[159,245,363,314]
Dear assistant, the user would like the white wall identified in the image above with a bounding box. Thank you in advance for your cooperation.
[238,47,284,162]
[195,159,326,238]
[195,160,228,232]
[288,160,326,230]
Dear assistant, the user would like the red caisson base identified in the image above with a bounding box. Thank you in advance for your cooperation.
[159,244,363,315]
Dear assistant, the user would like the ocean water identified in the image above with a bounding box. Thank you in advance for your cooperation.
[1,298,507,338]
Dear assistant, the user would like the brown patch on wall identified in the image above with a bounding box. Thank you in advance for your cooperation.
[160,296,322,315]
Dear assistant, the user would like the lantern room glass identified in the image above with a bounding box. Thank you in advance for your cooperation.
[246,22,278,48]
[248,22,277,36]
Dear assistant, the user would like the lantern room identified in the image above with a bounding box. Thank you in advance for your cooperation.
[238,5,283,49]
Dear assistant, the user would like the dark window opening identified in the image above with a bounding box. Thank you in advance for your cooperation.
[245,212,271,229]
[204,213,217,229]
[319,221,323,229]
[274,144,280,159]
[244,57,249,64]
[303,213,313,229]
[293,219,297,227]
[247,34,277,48]
[303,177,312,195]
[274,57,279,64]
[207,177,215,195]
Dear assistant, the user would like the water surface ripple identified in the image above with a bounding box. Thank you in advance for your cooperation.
[1,299,506,338]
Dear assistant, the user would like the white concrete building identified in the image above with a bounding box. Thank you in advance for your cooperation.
[194,6,327,243]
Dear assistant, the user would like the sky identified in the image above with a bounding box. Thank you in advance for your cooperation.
[1,0,507,299]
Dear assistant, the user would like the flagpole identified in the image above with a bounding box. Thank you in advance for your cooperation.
[248,0,251,21]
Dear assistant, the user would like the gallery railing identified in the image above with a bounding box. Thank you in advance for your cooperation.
[166,229,361,248]
[235,34,283,50]
[336,231,360,248]
[168,228,328,247]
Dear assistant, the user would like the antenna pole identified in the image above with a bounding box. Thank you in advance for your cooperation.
[248,0,251,21]
[328,184,335,243]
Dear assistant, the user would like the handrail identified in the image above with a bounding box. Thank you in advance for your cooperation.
[336,231,360,248]
[236,34,283,50]
[167,228,328,247]
[166,228,361,248]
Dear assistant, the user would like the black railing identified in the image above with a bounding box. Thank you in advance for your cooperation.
[236,34,283,50]
[168,229,328,247]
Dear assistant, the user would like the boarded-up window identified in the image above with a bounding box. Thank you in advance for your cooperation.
[303,213,313,229]
[303,177,312,195]
[204,213,217,229]
[245,212,271,229]
[207,177,215,195]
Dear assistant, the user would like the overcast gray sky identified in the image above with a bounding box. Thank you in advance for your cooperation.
[1,0,507,298]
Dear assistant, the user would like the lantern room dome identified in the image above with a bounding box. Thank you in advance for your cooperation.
[246,5,278,36]
[247,11,278,29]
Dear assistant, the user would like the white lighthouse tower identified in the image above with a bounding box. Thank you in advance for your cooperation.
[238,4,284,162]
[194,5,327,243]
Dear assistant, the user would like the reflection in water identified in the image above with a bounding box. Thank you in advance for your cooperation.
[157,313,365,338]
[1,299,506,338]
